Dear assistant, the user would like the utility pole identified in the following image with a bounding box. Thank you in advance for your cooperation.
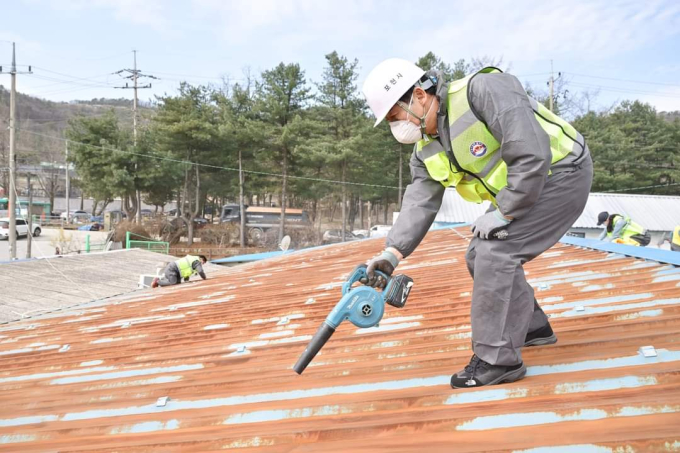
[26,173,32,259]
[65,141,70,223]
[547,60,562,113]
[548,60,554,113]
[0,43,32,260]
[114,50,158,224]
[238,148,246,248]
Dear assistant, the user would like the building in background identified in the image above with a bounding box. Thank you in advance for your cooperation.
[430,190,680,249]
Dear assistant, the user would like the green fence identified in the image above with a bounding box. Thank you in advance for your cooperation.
[84,234,109,253]
[125,231,170,254]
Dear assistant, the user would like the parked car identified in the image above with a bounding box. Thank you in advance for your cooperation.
[60,210,89,223]
[105,210,127,221]
[0,217,41,240]
[140,209,154,217]
[352,229,370,238]
[369,224,392,238]
[193,217,209,228]
[90,215,104,223]
[78,223,102,231]
[322,229,361,244]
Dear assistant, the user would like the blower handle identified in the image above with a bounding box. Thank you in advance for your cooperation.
[342,264,390,295]
[293,322,336,375]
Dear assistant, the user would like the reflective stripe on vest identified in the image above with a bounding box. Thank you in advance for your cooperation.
[416,67,584,204]
[607,215,645,240]
[673,226,680,247]
[176,255,199,279]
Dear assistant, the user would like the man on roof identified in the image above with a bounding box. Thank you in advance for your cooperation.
[597,211,651,246]
[152,254,208,288]
[659,225,680,252]
[361,59,593,389]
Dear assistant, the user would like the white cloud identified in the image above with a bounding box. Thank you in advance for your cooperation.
[433,0,680,61]
[419,0,680,64]
[191,0,680,60]
[22,0,171,32]
[192,0,379,45]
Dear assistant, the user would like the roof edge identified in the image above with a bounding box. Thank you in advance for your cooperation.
[559,236,680,266]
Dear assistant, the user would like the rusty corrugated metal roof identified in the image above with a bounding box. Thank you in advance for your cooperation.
[1,228,679,452]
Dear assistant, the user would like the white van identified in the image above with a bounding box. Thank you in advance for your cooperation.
[369,225,392,238]
[0,218,41,240]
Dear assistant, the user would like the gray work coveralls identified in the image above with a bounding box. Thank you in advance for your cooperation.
[386,71,593,366]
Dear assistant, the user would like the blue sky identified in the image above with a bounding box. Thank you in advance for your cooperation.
[2,0,680,113]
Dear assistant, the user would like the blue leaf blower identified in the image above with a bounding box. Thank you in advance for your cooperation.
[293,264,413,374]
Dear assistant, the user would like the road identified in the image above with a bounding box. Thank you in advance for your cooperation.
[0,227,110,262]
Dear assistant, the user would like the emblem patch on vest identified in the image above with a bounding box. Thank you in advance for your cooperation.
[470,141,487,157]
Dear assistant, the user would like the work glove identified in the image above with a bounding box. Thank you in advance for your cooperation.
[362,249,400,289]
[471,210,512,240]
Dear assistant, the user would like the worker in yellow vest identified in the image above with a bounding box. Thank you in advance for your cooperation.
[597,212,650,246]
[360,59,593,389]
[659,226,680,252]
[152,255,208,288]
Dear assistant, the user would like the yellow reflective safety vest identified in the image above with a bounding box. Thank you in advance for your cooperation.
[672,226,680,248]
[606,215,645,241]
[176,255,200,279]
[415,67,585,205]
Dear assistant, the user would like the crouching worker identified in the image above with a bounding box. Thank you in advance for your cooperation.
[152,255,208,288]
[597,212,650,247]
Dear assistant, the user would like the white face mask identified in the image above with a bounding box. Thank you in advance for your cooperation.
[389,120,423,144]
[389,92,435,144]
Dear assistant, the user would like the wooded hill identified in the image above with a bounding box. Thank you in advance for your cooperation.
[0,85,151,166]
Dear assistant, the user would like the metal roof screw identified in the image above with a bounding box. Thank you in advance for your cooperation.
[305,298,315,305]
[237,345,247,354]
[538,283,550,291]
[575,306,586,312]
[639,345,657,358]
[27,324,35,330]
[156,396,170,407]
[121,322,132,328]
[277,317,289,325]
[59,344,70,352]
[169,306,177,311]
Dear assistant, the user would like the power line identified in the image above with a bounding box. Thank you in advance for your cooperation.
[30,73,115,90]
[20,129,401,190]
[31,66,115,87]
[145,70,230,81]
[569,82,680,99]
[602,182,680,193]
[28,85,106,98]
[567,72,680,88]
[12,130,680,194]
[593,159,677,169]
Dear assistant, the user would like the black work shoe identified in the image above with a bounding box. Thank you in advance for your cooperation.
[450,355,526,389]
[524,323,557,347]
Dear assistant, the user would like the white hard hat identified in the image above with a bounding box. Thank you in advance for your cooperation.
[362,58,425,127]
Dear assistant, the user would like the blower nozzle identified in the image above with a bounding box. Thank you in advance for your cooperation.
[293,322,335,374]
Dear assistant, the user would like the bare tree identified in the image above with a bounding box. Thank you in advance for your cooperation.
[470,55,512,73]
[36,164,61,214]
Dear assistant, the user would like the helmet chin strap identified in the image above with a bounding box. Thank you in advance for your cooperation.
[419,96,436,137]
